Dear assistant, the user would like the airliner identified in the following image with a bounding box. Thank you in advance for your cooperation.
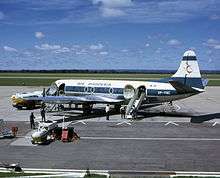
[12,50,207,118]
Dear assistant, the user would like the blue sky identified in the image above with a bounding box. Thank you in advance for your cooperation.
[0,0,220,70]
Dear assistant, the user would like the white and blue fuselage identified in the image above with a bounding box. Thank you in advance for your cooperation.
[54,78,193,104]
[51,50,206,105]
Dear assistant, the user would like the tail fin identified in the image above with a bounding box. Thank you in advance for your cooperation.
[171,50,205,91]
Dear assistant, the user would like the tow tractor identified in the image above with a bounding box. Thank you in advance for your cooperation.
[31,118,80,145]
[31,120,58,144]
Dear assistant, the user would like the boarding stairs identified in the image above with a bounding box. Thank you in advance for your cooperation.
[45,103,65,112]
[45,103,58,112]
[125,87,146,119]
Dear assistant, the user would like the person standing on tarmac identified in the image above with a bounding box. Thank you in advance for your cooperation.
[29,112,35,129]
[40,107,46,122]
[105,104,110,120]
[120,106,126,119]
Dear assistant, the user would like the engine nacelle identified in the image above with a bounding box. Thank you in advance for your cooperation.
[123,85,135,99]
[123,85,147,99]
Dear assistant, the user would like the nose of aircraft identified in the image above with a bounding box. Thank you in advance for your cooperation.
[11,95,16,100]
[11,94,22,104]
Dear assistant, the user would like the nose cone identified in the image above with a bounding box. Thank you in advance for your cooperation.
[11,95,17,100]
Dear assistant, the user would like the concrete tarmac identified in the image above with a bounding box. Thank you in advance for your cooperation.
[0,86,220,122]
[0,86,220,172]
[0,122,220,172]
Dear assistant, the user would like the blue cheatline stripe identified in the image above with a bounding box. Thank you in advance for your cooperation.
[65,85,179,97]
[182,56,197,61]
[65,86,124,95]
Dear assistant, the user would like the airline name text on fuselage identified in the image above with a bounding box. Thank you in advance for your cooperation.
[77,82,112,87]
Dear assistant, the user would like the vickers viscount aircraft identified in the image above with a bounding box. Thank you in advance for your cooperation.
[13,50,208,118]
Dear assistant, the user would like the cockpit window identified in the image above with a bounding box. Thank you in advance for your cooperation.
[46,83,58,96]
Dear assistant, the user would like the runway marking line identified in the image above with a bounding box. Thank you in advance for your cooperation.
[212,122,219,126]
[116,121,132,126]
[71,121,87,125]
[164,121,179,126]
[80,137,220,141]
[17,136,220,141]
[2,168,220,177]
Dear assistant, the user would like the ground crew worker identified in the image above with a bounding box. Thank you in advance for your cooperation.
[40,108,46,122]
[29,112,35,129]
[120,106,126,119]
[105,104,110,120]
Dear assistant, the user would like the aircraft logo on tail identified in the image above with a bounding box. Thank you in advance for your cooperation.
[185,62,193,74]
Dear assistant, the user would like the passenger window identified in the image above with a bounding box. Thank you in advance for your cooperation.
[91,87,95,93]
[84,87,88,92]
[109,88,114,94]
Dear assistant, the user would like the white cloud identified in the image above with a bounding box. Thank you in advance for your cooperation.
[101,7,125,17]
[167,39,181,46]
[0,11,4,20]
[145,43,150,47]
[89,43,104,50]
[35,43,61,50]
[54,47,70,53]
[210,14,220,20]
[76,49,87,55]
[203,38,220,50]
[35,44,72,53]
[121,49,128,52]
[72,45,80,48]
[214,45,220,49]
[207,38,219,45]
[92,0,132,8]
[23,51,31,55]
[35,32,45,39]
[155,48,161,54]
[99,51,108,55]
[3,46,17,52]
[92,0,132,17]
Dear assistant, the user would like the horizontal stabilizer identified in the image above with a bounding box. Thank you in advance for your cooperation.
[169,80,200,94]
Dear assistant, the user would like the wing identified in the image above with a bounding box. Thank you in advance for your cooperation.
[25,95,124,104]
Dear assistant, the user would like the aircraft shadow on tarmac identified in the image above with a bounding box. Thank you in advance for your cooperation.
[190,113,220,123]
[53,108,220,124]
[54,108,113,123]
[138,111,220,123]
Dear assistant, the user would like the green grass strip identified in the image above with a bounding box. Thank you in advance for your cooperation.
[0,73,219,86]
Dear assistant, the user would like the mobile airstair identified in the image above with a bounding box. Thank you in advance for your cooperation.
[125,87,146,119]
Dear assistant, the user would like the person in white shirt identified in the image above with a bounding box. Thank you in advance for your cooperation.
[105,104,110,120]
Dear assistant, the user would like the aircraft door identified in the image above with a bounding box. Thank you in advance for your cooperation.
[58,83,65,95]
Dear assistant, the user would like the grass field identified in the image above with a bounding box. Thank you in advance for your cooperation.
[0,72,219,86]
